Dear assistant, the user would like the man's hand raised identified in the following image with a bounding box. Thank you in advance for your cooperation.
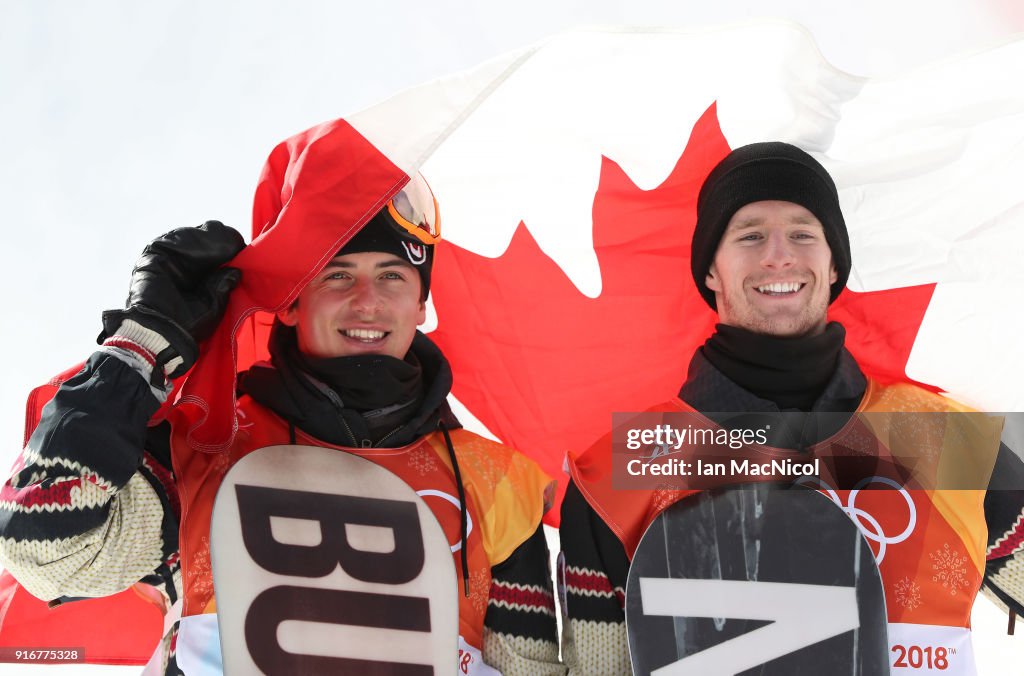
[99,221,245,384]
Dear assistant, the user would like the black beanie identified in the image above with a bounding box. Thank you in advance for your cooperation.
[691,142,851,310]
[340,208,434,296]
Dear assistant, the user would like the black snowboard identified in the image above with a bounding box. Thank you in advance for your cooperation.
[626,483,888,675]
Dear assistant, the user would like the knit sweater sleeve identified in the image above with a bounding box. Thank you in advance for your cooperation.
[982,441,1024,618]
[0,351,179,602]
[482,525,565,675]
[557,479,632,676]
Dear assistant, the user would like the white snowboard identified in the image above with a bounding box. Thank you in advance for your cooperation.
[210,445,458,675]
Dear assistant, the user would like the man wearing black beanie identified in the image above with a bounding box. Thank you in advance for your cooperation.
[558,142,1024,674]
[690,141,851,313]
[0,171,566,675]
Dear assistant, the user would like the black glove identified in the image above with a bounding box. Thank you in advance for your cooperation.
[99,221,245,381]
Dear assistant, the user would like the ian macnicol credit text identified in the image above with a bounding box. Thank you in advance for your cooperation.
[626,458,821,478]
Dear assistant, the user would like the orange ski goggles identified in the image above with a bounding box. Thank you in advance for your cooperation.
[386,173,441,245]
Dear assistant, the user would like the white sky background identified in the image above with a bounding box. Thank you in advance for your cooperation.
[1,0,1022,673]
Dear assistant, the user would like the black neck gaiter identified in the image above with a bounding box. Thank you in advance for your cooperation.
[701,322,845,411]
[295,349,424,414]
[256,323,426,445]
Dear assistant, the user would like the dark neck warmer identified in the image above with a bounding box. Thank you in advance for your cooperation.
[238,323,455,447]
[295,346,424,415]
[701,322,845,411]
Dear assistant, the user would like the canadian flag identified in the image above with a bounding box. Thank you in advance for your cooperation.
[387,24,1024,517]
[2,21,1022,666]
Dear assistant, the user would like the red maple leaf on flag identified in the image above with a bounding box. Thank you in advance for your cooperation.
[430,104,936,524]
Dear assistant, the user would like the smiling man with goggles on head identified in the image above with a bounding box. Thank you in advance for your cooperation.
[0,144,565,676]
